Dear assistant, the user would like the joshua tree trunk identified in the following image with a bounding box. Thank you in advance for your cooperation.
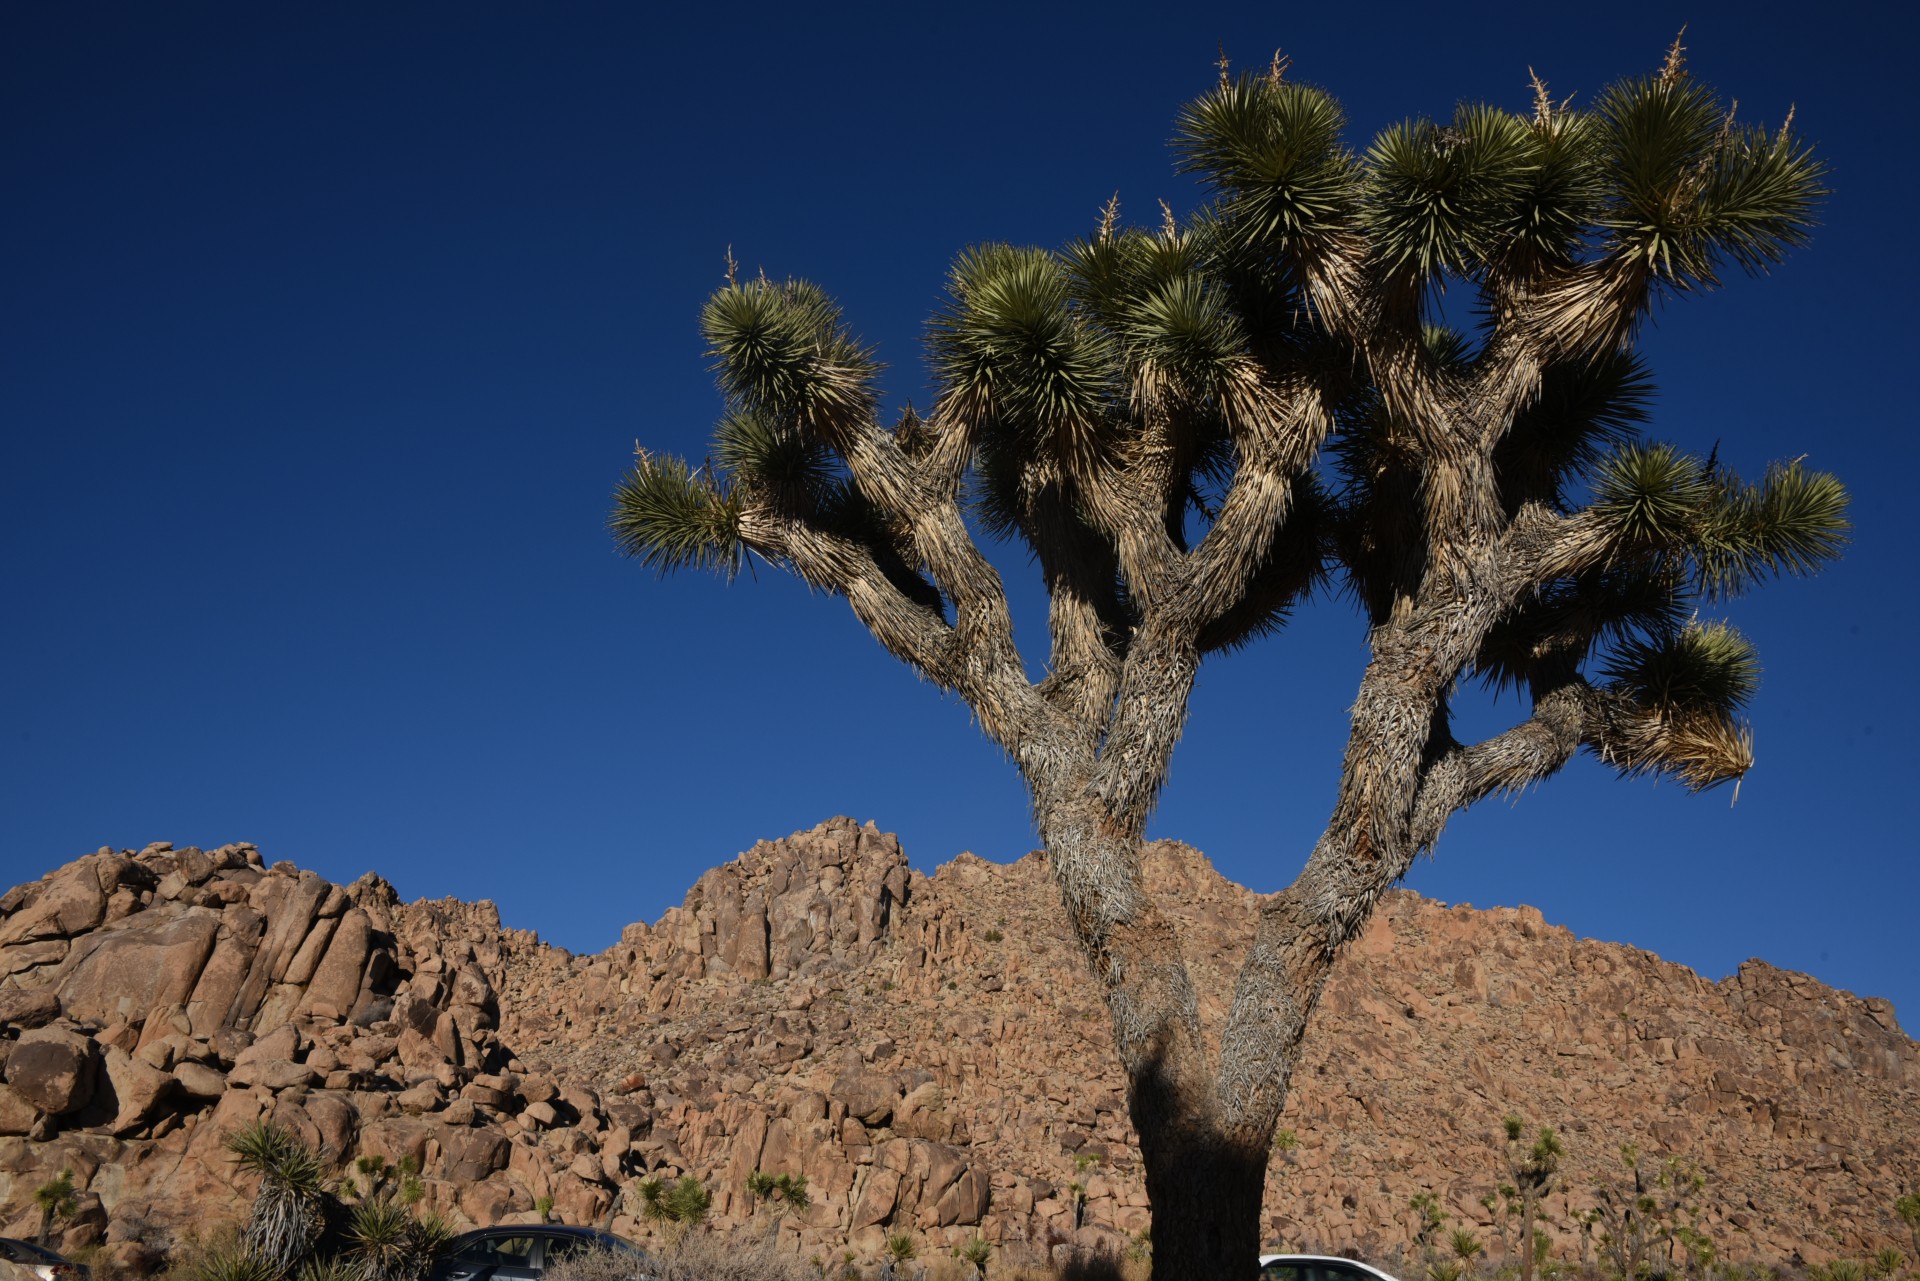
[1137,1132,1268,1280]
[1519,1187,1538,1281]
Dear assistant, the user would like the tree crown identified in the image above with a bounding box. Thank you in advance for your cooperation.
[615,46,1842,817]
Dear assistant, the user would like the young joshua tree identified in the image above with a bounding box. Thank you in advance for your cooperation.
[32,1171,78,1249]
[1502,1118,1563,1281]
[613,41,1841,1280]
[226,1121,328,1277]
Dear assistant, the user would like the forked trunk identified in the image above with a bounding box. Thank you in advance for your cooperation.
[1036,805,1307,1281]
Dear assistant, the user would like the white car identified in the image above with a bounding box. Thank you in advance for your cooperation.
[1259,1255,1406,1281]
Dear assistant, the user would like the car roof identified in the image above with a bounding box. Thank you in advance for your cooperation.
[1258,1257,1402,1281]
[447,1226,638,1245]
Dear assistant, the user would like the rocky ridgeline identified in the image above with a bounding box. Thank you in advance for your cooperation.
[0,820,1914,1274]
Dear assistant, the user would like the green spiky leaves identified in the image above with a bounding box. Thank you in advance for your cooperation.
[610,452,743,577]
[612,275,895,582]
[930,243,1116,472]
[1176,58,1818,319]
[1593,441,1713,545]
[1364,106,1537,281]
[1597,75,1825,287]
[1592,444,1849,597]
[714,408,837,511]
[1603,620,1760,712]
[701,278,878,441]
[226,1121,327,1194]
[1176,74,1357,260]
[1490,443,1846,789]
[1694,460,1850,597]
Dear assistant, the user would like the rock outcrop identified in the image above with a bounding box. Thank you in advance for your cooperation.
[0,821,1913,1273]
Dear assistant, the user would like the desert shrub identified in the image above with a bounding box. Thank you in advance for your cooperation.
[1054,1246,1143,1281]
[67,1243,141,1281]
[954,1235,992,1279]
[544,1247,658,1281]
[166,1232,280,1281]
[637,1232,815,1281]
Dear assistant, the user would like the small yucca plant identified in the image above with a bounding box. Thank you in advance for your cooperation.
[294,1259,360,1281]
[955,1234,992,1279]
[226,1122,328,1277]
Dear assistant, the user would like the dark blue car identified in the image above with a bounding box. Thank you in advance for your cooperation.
[431,1227,653,1281]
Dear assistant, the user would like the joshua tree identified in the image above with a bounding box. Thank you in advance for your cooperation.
[227,1121,329,1277]
[1897,1193,1920,1260]
[1502,1118,1563,1281]
[1590,1144,1706,1281]
[1483,1192,1510,1257]
[614,41,1840,1279]
[344,1196,452,1281]
[636,1175,710,1242]
[32,1170,78,1249]
[744,1170,811,1235]
[1410,1192,1447,1263]
[340,1151,450,1281]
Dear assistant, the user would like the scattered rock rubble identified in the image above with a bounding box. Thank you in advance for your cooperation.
[0,819,1913,1272]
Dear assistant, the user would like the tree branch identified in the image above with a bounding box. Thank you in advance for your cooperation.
[824,420,1062,758]
[1408,680,1594,853]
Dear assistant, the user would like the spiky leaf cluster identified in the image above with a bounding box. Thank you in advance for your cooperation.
[344,1195,447,1281]
[617,47,1843,802]
[637,1175,711,1231]
[227,1122,328,1278]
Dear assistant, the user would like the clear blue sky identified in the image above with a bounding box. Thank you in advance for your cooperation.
[6,3,1915,1032]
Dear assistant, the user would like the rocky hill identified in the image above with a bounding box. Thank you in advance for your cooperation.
[0,820,1914,1274]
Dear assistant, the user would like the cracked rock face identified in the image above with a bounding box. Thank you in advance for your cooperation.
[0,820,1913,1274]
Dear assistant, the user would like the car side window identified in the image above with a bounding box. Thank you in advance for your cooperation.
[1260,1266,1305,1281]
[464,1237,535,1267]
[540,1237,587,1263]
